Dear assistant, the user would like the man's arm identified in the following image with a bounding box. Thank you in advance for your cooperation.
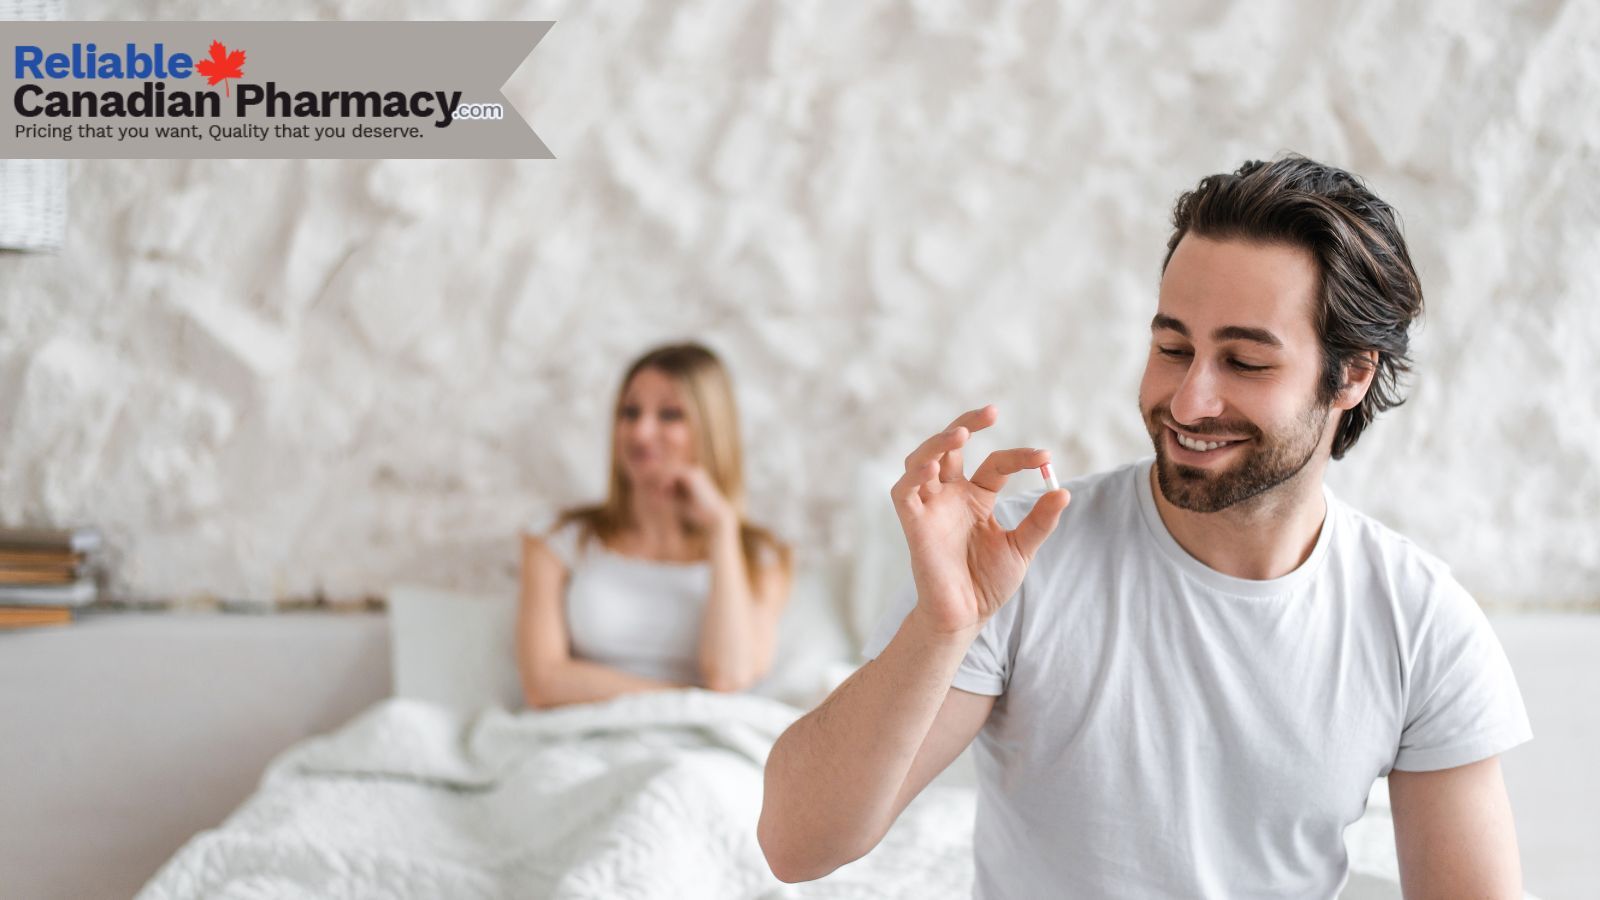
[759,405,1068,883]
[758,607,995,882]
[1389,755,1523,899]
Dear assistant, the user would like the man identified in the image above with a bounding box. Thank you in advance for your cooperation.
[758,156,1531,899]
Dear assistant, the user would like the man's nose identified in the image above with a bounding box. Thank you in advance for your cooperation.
[1170,362,1224,424]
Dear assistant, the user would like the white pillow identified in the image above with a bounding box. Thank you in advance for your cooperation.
[387,564,860,714]
[387,583,523,714]
[750,559,858,709]
[845,458,914,648]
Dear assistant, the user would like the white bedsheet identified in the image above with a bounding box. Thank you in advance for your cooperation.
[137,687,1514,900]
[136,690,975,900]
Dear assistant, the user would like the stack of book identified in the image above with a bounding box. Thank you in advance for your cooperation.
[0,527,102,630]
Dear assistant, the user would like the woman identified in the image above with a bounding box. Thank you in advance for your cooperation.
[517,343,794,708]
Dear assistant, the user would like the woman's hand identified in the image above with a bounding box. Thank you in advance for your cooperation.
[670,465,738,532]
[890,405,1071,638]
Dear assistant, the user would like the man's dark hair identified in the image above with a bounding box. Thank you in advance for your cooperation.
[1161,155,1424,459]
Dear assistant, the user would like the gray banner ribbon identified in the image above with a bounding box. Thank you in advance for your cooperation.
[1,20,553,158]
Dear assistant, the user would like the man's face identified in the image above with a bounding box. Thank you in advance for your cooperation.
[1138,234,1333,513]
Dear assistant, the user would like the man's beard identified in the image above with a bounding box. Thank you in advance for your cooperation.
[1144,400,1329,513]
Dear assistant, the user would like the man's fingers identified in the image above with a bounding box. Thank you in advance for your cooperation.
[939,444,964,483]
[1010,488,1072,559]
[943,404,998,437]
[902,406,995,483]
[904,426,969,478]
[940,405,998,480]
[970,448,1052,494]
[891,459,940,511]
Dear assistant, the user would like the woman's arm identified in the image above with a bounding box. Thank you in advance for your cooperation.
[516,533,687,708]
[697,520,793,692]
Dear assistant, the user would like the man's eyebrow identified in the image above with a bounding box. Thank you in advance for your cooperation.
[1150,313,1188,336]
[1150,314,1283,349]
[1213,325,1283,349]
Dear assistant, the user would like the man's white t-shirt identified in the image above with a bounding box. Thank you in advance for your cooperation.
[863,458,1531,899]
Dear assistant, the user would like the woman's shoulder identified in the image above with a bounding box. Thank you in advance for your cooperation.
[739,522,793,574]
[523,508,600,568]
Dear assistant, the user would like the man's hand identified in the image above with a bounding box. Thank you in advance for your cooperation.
[890,404,1072,637]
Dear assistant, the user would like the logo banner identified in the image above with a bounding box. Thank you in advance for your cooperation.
[1,20,553,158]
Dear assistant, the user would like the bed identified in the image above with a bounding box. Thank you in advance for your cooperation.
[134,473,1500,899]
[134,688,976,899]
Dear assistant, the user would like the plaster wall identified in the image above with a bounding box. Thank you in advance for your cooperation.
[1,0,1595,607]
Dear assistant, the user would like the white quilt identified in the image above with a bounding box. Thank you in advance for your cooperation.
[137,687,1516,900]
[136,691,976,900]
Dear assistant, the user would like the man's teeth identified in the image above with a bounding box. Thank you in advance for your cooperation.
[1176,433,1234,452]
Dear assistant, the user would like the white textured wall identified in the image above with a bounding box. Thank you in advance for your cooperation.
[1,0,1596,608]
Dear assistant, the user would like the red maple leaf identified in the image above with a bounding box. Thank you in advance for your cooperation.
[195,41,245,97]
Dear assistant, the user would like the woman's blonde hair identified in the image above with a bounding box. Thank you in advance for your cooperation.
[556,342,791,581]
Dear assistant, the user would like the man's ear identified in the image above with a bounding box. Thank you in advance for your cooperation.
[1333,350,1380,411]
